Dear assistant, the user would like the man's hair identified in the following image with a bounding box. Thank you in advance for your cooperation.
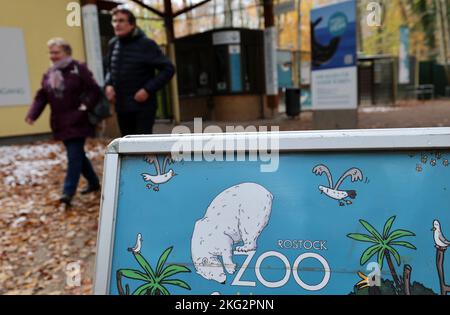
[47,37,72,55]
[111,8,137,26]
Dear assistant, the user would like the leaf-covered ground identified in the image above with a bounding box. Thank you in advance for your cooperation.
[0,139,108,295]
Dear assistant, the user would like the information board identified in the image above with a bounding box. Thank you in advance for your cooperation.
[311,0,357,110]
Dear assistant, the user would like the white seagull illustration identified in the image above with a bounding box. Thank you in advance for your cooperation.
[432,220,450,249]
[312,164,364,206]
[128,233,143,254]
[141,155,177,191]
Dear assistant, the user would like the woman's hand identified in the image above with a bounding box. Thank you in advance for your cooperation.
[134,89,150,103]
[105,85,116,104]
[25,117,34,125]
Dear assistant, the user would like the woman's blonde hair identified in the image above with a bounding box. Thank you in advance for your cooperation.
[47,37,72,55]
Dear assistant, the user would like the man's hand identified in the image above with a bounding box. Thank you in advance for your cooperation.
[134,89,150,103]
[105,85,116,103]
[25,117,34,125]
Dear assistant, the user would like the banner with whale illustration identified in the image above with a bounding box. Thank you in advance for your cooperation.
[108,151,450,295]
[311,0,357,110]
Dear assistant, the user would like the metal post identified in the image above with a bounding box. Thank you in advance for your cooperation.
[163,0,181,124]
[164,0,175,42]
[264,0,279,113]
[168,43,181,124]
[393,57,398,105]
[297,0,302,87]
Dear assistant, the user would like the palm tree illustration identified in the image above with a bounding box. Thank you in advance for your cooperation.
[347,216,417,290]
[116,246,191,295]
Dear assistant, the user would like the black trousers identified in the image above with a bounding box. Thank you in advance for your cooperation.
[116,108,157,136]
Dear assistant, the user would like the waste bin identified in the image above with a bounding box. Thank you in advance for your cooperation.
[285,88,301,117]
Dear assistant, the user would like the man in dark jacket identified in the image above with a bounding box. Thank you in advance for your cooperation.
[104,8,175,136]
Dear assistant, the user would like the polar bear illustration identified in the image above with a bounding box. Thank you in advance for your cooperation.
[191,183,273,283]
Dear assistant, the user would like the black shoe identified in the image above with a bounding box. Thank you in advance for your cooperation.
[60,193,73,205]
[81,184,101,195]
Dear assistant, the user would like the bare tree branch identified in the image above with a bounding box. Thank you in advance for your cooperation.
[129,0,165,17]
[174,0,212,17]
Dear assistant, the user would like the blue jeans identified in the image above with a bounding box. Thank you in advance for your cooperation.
[63,138,99,196]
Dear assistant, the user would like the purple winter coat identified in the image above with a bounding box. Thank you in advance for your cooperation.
[27,60,100,141]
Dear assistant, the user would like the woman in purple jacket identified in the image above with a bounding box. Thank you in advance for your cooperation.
[26,38,101,205]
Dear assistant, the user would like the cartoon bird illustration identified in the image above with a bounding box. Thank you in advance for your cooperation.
[141,155,177,191]
[128,233,143,254]
[355,271,381,295]
[312,164,363,206]
[432,220,450,250]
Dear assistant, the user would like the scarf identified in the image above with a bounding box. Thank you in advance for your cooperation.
[48,57,73,97]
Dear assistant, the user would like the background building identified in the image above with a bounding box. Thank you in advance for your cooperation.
[0,0,86,140]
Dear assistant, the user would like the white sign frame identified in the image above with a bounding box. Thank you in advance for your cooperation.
[94,127,450,294]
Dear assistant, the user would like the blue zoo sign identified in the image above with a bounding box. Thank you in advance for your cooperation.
[94,129,450,295]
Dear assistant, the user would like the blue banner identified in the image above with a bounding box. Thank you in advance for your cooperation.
[399,26,410,84]
[311,0,357,71]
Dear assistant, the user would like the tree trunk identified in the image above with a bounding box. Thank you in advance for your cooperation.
[239,0,244,27]
[435,247,450,295]
[224,0,233,27]
[403,264,412,295]
[385,250,402,290]
[368,286,381,295]
[356,1,364,53]
[212,0,216,28]
[183,0,193,35]
[398,0,409,25]
[376,0,386,54]
[437,0,450,82]
[116,271,130,295]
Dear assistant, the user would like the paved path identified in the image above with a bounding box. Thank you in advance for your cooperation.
[153,100,450,134]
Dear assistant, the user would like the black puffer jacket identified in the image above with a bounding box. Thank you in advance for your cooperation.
[105,28,175,112]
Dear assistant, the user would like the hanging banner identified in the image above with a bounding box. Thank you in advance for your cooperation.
[399,26,410,85]
[264,27,279,96]
[82,4,104,86]
[277,50,293,88]
[311,0,357,110]
[0,27,32,106]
